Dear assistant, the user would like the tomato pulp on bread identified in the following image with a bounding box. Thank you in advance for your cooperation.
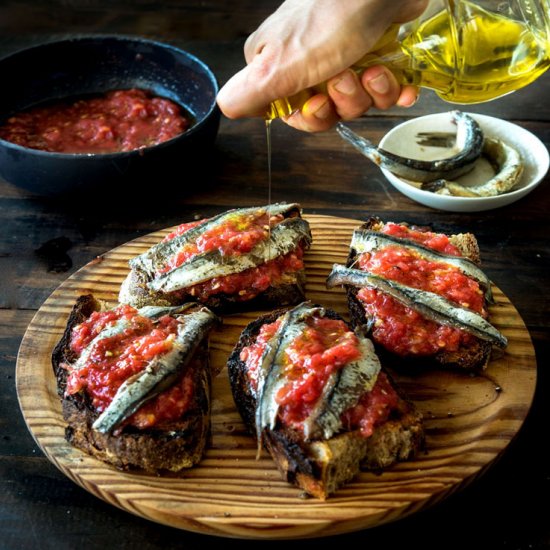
[160,211,307,302]
[239,314,400,438]
[66,305,194,430]
[356,223,486,356]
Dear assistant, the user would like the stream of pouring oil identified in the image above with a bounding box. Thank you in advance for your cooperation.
[265,119,272,249]
[266,119,272,207]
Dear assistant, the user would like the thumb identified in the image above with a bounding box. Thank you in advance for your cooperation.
[217,65,268,119]
[218,41,308,119]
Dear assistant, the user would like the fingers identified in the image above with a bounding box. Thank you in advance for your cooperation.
[217,61,420,131]
[327,69,374,120]
[282,66,419,133]
[216,63,273,119]
[396,84,420,107]
[360,65,402,110]
[282,95,340,132]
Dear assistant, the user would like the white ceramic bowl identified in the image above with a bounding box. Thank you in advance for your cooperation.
[378,111,549,212]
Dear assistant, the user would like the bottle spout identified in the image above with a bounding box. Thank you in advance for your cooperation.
[266,90,314,120]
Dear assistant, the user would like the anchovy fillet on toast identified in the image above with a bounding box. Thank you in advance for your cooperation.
[227,302,424,500]
[119,203,312,312]
[326,217,507,371]
[52,294,218,472]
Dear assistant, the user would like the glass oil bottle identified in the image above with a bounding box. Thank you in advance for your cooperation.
[267,0,550,119]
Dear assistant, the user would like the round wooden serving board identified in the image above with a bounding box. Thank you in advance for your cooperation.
[16,215,537,539]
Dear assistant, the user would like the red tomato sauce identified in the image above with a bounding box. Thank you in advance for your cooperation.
[159,211,305,302]
[239,313,399,438]
[163,219,205,242]
[357,223,484,356]
[185,248,305,302]
[341,371,399,437]
[0,88,190,153]
[127,367,195,430]
[383,222,462,255]
[159,212,284,273]
[66,305,194,429]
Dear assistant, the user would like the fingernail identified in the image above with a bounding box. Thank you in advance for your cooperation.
[305,97,331,120]
[367,73,390,94]
[398,94,419,107]
[333,72,357,95]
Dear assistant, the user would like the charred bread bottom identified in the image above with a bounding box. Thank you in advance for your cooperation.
[227,305,424,500]
[52,295,214,473]
[262,406,424,499]
[63,400,208,472]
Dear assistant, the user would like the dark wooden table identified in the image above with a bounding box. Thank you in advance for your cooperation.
[1,2,549,548]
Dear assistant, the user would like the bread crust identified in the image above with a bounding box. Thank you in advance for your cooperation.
[345,217,493,372]
[227,306,424,500]
[52,294,212,473]
[119,267,308,313]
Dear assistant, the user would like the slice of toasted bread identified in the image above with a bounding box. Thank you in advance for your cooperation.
[227,305,424,500]
[344,217,493,371]
[118,203,311,313]
[119,266,307,313]
[52,294,217,472]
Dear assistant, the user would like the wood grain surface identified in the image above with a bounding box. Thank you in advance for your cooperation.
[15,215,537,540]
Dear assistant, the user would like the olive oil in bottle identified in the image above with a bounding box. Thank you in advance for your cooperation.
[267,0,550,119]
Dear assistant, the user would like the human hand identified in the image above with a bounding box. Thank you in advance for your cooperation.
[281,65,420,132]
[216,0,429,131]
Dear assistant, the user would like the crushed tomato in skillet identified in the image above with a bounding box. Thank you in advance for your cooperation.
[0,88,190,153]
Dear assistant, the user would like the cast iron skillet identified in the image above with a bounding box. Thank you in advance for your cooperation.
[0,35,220,195]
